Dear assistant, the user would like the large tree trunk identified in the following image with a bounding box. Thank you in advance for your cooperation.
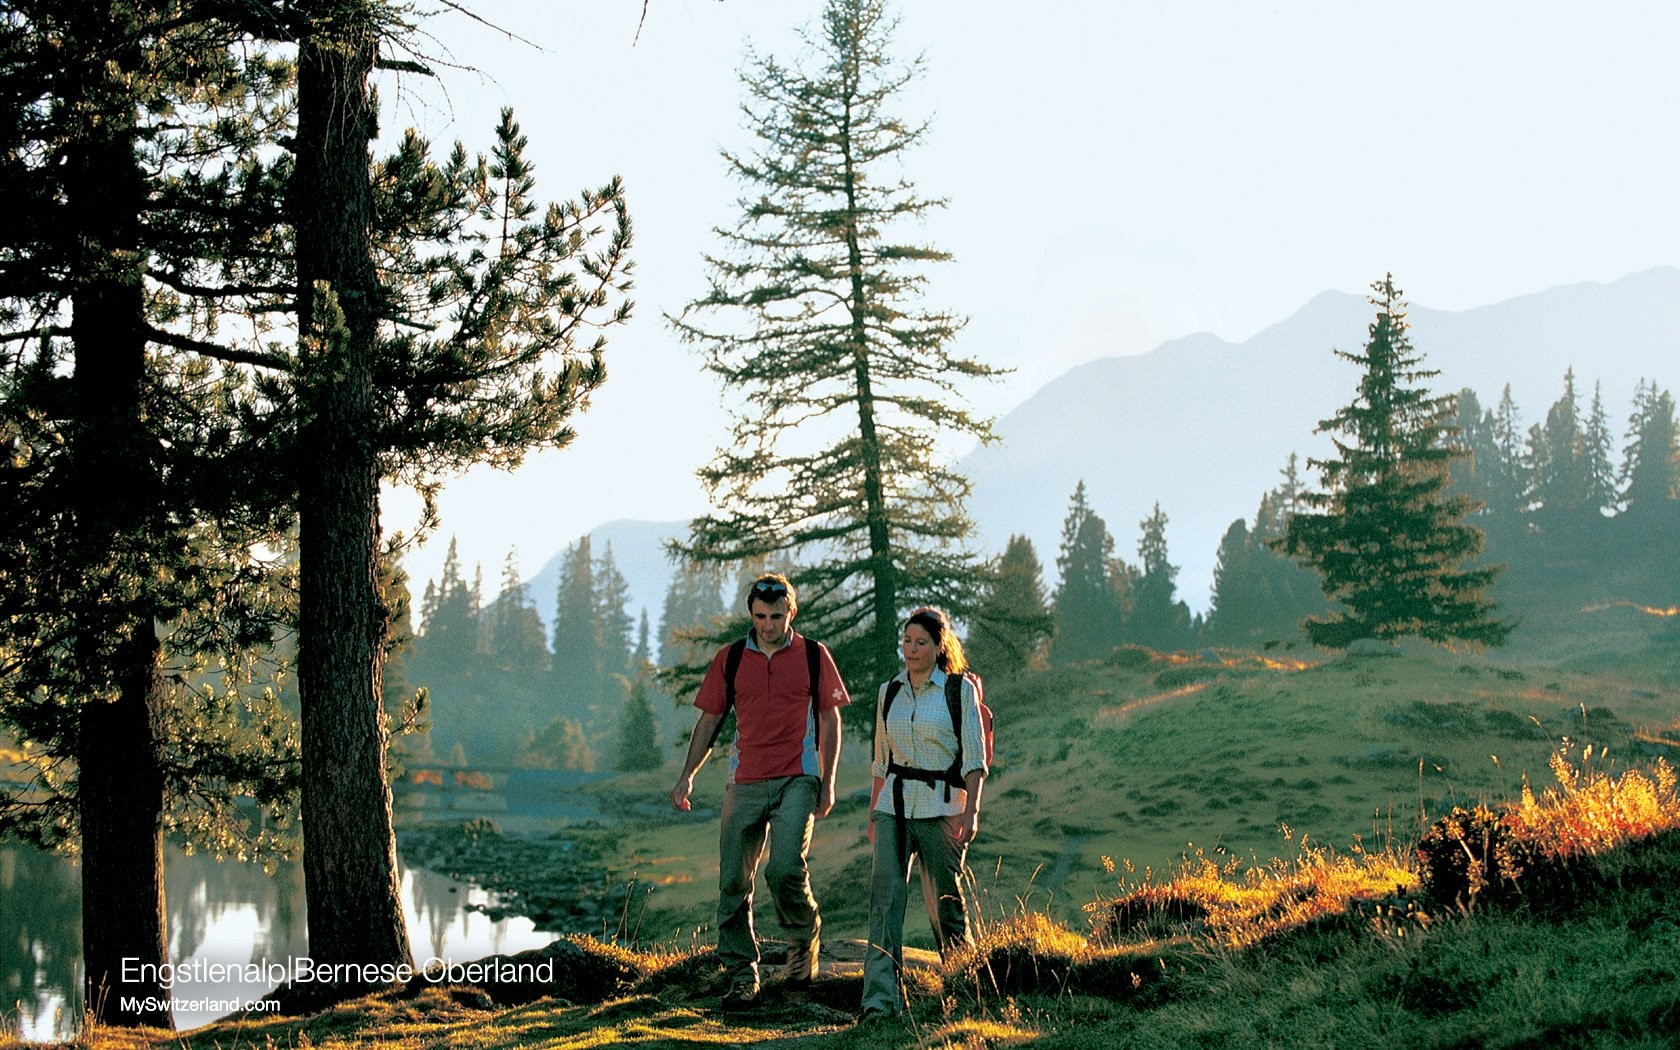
[66,0,172,1028]
[840,107,899,675]
[290,0,412,983]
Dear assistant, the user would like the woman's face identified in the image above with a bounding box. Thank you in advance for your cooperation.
[901,623,938,677]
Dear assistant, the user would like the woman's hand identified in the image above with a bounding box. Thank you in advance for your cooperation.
[947,807,979,845]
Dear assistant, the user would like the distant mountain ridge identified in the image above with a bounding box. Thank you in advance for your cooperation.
[960,267,1680,612]
[519,269,1680,627]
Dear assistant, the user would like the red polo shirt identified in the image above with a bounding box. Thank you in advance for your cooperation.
[695,632,850,783]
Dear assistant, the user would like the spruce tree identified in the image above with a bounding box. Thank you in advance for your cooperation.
[1583,382,1619,519]
[595,542,635,685]
[1207,458,1326,647]
[657,562,729,671]
[669,0,1003,695]
[967,535,1054,675]
[1125,503,1192,651]
[1275,276,1509,649]
[1485,385,1528,529]
[617,675,662,772]
[1205,518,1259,644]
[1621,380,1679,517]
[1051,482,1126,664]
[550,535,609,737]
[1527,368,1592,533]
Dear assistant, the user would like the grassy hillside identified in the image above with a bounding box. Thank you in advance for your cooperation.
[30,624,1680,1049]
[587,628,1680,948]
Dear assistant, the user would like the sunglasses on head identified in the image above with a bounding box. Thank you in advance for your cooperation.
[750,580,788,599]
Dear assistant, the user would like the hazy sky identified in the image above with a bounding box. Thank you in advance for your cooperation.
[381,0,1680,601]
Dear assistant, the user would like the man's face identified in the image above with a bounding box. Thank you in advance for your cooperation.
[749,597,795,649]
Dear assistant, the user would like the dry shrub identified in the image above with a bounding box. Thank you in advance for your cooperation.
[1415,805,1537,907]
[1418,746,1680,910]
[945,913,1087,999]
[1086,881,1212,942]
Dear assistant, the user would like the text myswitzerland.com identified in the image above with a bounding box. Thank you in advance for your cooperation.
[120,955,556,988]
[120,995,282,1015]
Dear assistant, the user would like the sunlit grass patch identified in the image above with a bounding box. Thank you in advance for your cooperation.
[1086,841,1419,952]
[1418,743,1680,907]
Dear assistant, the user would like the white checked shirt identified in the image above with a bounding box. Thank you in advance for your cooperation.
[871,667,988,819]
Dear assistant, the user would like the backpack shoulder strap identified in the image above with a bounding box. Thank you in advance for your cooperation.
[723,638,747,707]
[805,636,825,754]
[705,639,749,752]
[882,678,904,721]
[945,673,966,781]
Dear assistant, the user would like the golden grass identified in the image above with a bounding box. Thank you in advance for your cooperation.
[1507,746,1680,861]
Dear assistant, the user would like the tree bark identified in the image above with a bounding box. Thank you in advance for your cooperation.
[291,0,413,983]
[65,0,172,1027]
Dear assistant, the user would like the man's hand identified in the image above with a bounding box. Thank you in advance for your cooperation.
[813,778,836,819]
[670,775,694,812]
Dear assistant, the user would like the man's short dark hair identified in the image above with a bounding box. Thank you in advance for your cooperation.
[746,573,797,612]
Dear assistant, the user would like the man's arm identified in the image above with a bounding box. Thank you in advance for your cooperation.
[813,705,841,819]
[670,710,725,812]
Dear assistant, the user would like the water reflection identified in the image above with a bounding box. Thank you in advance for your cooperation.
[2,843,555,1043]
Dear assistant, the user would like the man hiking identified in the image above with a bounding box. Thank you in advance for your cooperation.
[670,573,849,1010]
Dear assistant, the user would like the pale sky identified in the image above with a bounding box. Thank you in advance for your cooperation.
[381,0,1680,603]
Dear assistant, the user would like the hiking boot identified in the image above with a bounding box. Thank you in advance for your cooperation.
[783,932,820,989]
[720,978,759,1012]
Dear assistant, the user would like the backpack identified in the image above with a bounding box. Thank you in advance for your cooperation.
[880,670,993,798]
[702,634,827,755]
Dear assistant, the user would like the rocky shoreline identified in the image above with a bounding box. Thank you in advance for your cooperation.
[398,817,648,936]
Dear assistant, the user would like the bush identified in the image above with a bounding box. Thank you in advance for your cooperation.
[1416,805,1538,908]
[1104,644,1154,671]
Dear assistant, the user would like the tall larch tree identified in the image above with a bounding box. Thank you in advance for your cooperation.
[668,0,1004,694]
[1275,276,1509,649]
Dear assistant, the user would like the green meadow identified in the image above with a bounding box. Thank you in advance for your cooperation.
[47,611,1680,1049]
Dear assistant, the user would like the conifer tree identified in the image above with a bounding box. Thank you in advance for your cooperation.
[1051,482,1126,664]
[617,675,662,772]
[489,550,549,680]
[284,0,632,971]
[669,0,1003,694]
[1526,368,1592,532]
[550,536,604,705]
[1583,382,1619,518]
[1275,276,1508,649]
[595,542,635,685]
[0,3,297,1025]
[1621,380,1679,517]
[657,562,729,670]
[634,609,654,670]
[1207,458,1326,647]
[1447,388,1492,513]
[967,535,1054,674]
[1205,519,1260,644]
[1125,503,1192,651]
